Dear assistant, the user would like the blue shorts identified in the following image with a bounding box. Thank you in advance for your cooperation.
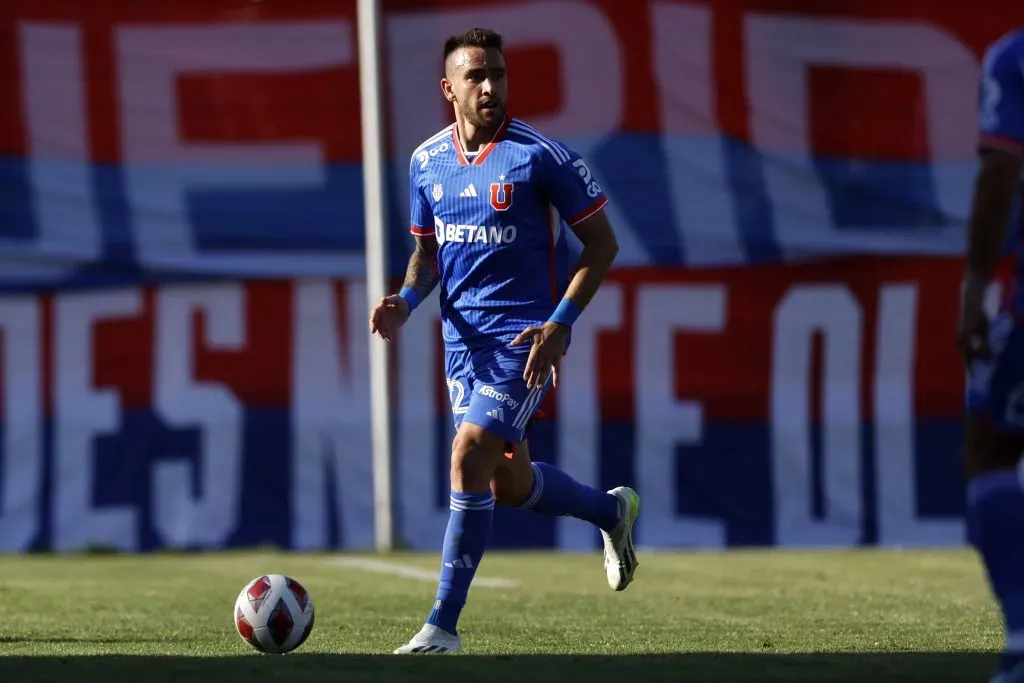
[966,312,1024,434]
[444,344,550,444]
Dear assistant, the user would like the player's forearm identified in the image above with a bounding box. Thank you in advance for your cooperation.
[562,238,618,310]
[965,220,1008,298]
[964,155,1018,294]
[402,250,439,300]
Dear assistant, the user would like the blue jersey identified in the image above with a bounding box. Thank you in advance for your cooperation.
[979,28,1024,314]
[408,117,608,351]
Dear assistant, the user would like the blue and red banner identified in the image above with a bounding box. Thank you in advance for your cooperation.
[0,0,1020,551]
[0,258,1009,551]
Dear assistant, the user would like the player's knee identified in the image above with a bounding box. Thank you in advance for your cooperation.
[491,443,533,506]
[964,415,1023,478]
[450,428,503,491]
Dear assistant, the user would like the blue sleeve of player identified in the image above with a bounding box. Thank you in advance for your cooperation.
[538,146,609,227]
[409,156,434,237]
[980,36,1024,155]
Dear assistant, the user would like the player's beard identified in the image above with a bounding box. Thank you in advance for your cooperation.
[463,99,504,135]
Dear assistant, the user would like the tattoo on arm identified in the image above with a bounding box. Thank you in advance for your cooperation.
[403,236,440,298]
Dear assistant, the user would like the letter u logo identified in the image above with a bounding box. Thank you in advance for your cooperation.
[489,182,514,211]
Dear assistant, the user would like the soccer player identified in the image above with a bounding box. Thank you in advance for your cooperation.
[369,27,640,654]
[960,27,1024,683]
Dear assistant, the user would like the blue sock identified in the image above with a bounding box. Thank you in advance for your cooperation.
[519,462,621,532]
[425,491,494,635]
[968,469,1024,650]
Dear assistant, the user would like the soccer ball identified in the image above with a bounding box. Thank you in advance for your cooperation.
[234,574,315,654]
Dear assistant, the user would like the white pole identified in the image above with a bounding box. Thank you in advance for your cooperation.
[357,0,394,552]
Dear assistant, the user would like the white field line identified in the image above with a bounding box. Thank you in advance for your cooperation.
[329,557,520,589]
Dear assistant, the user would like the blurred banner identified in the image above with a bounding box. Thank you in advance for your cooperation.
[0,259,1010,552]
[0,0,1020,551]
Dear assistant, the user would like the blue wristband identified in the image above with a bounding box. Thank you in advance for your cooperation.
[548,298,582,328]
[398,287,421,313]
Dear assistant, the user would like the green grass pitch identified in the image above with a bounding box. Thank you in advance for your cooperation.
[0,548,1006,681]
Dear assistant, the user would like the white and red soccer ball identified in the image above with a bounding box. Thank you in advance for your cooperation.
[234,574,315,654]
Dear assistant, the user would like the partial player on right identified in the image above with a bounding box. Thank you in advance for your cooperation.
[959,26,1024,683]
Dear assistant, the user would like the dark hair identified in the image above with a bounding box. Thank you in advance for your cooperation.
[443,28,503,65]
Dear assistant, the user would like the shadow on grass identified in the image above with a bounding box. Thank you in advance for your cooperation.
[0,652,1000,682]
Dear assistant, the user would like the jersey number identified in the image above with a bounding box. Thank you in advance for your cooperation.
[572,159,602,198]
[447,379,469,415]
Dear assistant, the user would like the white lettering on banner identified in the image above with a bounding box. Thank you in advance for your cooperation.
[0,299,43,551]
[635,284,727,547]
[291,281,375,550]
[387,1,647,267]
[152,284,244,548]
[14,24,102,281]
[652,2,744,266]
[116,22,363,276]
[744,16,978,256]
[396,292,447,549]
[556,285,624,550]
[874,283,964,546]
[771,286,863,546]
[53,290,142,552]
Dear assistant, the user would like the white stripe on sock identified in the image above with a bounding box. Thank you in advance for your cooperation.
[520,462,545,509]
[450,493,495,511]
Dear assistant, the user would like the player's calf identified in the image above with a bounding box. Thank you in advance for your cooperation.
[516,460,621,531]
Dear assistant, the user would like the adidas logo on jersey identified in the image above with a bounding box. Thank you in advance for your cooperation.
[486,407,505,422]
[459,184,479,197]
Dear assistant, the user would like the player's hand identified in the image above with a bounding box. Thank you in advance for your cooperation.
[511,322,568,389]
[956,282,990,367]
[369,294,410,343]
